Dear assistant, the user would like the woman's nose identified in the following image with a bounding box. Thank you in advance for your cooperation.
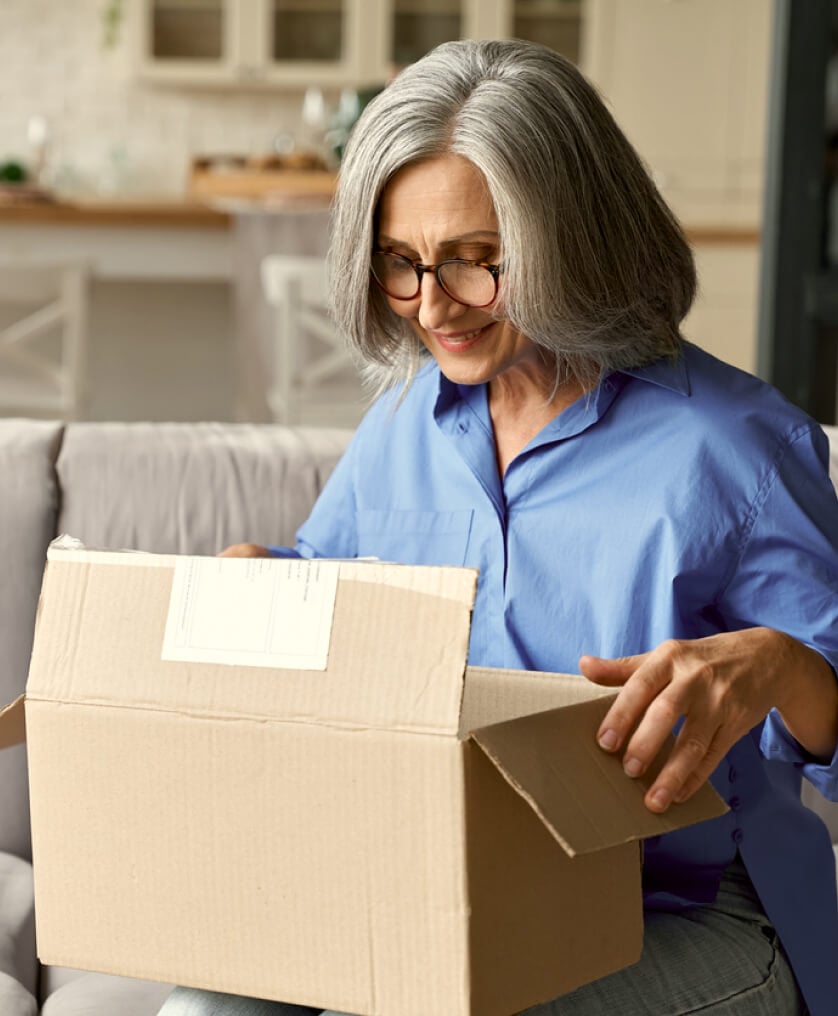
[416,271,466,330]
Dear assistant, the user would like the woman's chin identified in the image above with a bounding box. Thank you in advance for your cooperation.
[433,357,494,388]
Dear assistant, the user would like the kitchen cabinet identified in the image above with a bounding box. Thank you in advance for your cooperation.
[386,0,583,68]
[133,0,587,90]
[495,0,584,64]
[134,0,374,88]
[580,0,773,228]
[387,0,468,68]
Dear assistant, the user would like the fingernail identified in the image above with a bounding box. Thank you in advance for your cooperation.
[623,756,644,778]
[649,788,671,812]
[598,729,619,751]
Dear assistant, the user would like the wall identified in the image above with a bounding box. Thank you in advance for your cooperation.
[681,243,761,376]
[0,0,311,198]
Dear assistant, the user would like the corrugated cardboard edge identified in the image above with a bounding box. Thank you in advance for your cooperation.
[0,695,26,748]
[45,546,481,611]
[47,545,176,567]
[471,697,729,858]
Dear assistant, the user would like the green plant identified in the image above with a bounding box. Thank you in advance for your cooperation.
[102,0,124,50]
[0,160,28,183]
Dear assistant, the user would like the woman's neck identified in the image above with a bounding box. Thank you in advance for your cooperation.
[488,366,586,477]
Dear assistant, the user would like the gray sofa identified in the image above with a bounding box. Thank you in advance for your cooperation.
[1,417,837,1015]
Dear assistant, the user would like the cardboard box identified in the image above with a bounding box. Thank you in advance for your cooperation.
[0,548,726,1016]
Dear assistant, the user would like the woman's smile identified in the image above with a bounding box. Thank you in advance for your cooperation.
[428,321,496,353]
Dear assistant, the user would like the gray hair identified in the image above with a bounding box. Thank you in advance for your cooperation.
[329,38,696,394]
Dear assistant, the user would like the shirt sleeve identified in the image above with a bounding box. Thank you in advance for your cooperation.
[717,423,838,797]
[267,405,374,560]
[761,709,838,799]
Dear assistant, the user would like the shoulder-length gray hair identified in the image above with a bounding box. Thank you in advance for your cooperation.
[329,38,696,394]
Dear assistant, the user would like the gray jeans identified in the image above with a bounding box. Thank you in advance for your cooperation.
[156,857,806,1016]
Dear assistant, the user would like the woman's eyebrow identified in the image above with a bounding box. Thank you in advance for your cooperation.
[376,234,418,253]
[376,230,500,251]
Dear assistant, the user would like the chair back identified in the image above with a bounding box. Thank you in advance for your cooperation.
[0,262,90,420]
[260,254,365,427]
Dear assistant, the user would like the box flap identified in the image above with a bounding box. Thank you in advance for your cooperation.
[29,550,478,735]
[471,695,728,857]
[460,665,615,736]
[0,695,26,749]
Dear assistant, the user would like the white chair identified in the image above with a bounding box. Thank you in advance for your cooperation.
[0,263,90,420]
[260,254,365,427]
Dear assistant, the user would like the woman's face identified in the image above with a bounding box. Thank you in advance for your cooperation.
[375,154,546,390]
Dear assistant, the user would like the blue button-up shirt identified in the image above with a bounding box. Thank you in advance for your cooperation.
[272,342,838,1015]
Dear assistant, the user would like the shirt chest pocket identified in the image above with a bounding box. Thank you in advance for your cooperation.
[357,509,474,567]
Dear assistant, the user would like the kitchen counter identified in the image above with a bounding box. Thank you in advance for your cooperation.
[0,197,760,245]
[0,198,236,281]
[0,197,338,283]
[0,197,231,228]
[686,226,760,245]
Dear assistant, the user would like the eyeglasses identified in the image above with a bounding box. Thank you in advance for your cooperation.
[370,251,501,308]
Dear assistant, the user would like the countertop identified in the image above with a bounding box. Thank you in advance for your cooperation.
[0,197,760,244]
[0,198,231,228]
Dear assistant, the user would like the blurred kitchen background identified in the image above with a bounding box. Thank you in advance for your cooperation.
[0,0,836,427]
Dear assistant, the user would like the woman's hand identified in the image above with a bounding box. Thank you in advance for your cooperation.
[581,627,838,814]
[217,543,271,558]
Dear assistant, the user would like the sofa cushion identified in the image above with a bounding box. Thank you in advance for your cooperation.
[0,972,37,1016]
[40,972,173,1016]
[0,419,63,860]
[56,422,352,556]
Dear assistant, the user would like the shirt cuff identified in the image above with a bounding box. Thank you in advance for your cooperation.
[761,708,838,800]
[266,545,303,558]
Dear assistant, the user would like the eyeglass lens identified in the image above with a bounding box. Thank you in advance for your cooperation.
[371,252,496,307]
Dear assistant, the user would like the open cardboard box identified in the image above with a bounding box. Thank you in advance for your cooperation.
[0,547,726,1016]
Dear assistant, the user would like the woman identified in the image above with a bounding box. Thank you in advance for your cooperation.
[161,40,838,1016]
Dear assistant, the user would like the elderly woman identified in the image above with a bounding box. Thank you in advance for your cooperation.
[160,39,838,1016]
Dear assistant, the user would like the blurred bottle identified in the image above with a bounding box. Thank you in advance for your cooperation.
[26,116,49,186]
[299,86,328,160]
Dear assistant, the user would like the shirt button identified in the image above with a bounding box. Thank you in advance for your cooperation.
[728,767,738,783]
[729,796,741,811]
[732,828,744,845]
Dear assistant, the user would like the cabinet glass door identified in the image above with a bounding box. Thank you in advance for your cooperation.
[270,0,344,63]
[149,0,226,60]
[392,0,463,68]
[512,0,583,64]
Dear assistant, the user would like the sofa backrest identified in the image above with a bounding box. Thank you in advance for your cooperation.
[54,422,352,555]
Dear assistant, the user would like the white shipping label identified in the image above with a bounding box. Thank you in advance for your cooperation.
[162,557,340,670]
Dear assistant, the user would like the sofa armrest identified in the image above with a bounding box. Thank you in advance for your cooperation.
[0,973,37,1016]
[0,420,64,860]
[0,852,36,1002]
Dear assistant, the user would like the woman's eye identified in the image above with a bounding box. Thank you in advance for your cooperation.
[453,250,495,263]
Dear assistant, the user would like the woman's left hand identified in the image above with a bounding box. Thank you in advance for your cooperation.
[580,627,838,814]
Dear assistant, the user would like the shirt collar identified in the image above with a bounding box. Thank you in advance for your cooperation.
[433,345,691,442]
[619,348,691,396]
